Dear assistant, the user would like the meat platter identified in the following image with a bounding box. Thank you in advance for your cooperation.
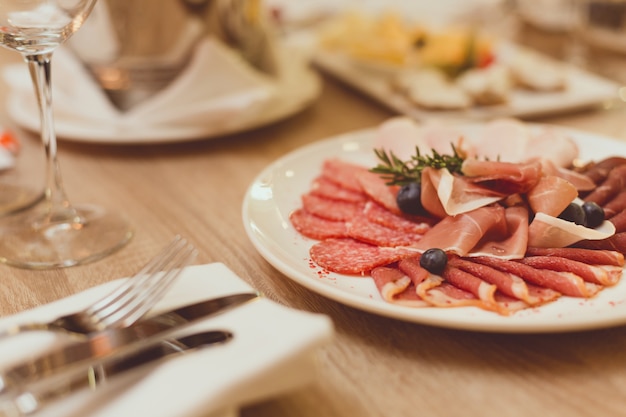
[243,119,626,332]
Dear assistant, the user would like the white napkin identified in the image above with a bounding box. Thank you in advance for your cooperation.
[0,263,334,417]
[3,37,278,130]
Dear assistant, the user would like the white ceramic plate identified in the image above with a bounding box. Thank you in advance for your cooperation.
[7,54,321,145]
[312,42,620,122]
[242,124,626,333]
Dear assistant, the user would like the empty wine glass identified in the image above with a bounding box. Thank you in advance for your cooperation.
[0,0,132,269]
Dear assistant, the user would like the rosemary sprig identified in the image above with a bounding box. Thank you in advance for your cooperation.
[370,145,465,186]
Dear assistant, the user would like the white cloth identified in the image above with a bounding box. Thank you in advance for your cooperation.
[3,37,278,130]
[0,263,334,417]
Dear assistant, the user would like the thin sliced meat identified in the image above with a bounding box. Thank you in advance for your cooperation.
[301,193,365,222]
[371,266,429,307]
[449,257,534,303]
[608,209,626,233]
[347,214,423,247]
[363,202,433,234]
[422,167,506,217]
[519,256,620,286]
[412,205,508,256]
[471,256,599,297]
[471,206,529,259]
[461,159,542,195]
[584,164,626,206]
[538,159,595,192]
[357,170,402,215]
[573,232,626,253]
[417,277,487,309]
[603,190,626,219]
[309,238,415,275]
[526,175,577,217]
[290,208,348,240]
[525,247,625,267]
[580,157,626,184]
[441,266,499,311]
[310,176,368,203]
[321,158,369,192]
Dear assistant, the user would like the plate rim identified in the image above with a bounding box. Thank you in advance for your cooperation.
[242,122,626,333]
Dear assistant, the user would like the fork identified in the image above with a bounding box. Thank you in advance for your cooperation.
[0,236,197,340]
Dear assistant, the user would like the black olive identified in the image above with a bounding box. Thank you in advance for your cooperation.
[396,182,425,215]
[558,203,586,226]
[420,248,448,275]
[582,201,605,228]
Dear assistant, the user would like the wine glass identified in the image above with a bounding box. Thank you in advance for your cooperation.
[0,0,132,269]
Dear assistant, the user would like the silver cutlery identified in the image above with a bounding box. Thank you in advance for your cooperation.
[0,292,259,395]
[0,236,197,339]
[0,329,233,417]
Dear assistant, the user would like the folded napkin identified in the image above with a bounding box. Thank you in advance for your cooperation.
[0,263,334,417]
[3,37,278,132]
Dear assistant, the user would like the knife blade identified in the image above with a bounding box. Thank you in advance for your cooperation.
[0,329,233,417]
[0,292,258,395]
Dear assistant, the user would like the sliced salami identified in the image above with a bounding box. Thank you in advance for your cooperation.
[309,238,415,275]
[289,208,348,240]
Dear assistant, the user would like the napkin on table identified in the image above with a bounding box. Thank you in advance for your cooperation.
[0,263,334,417]
[2,37,278,131]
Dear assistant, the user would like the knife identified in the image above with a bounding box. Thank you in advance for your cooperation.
[0,329,233,417]
[0,292,258,395]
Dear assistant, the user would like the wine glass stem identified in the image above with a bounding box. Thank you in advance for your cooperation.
[25,52,78,224]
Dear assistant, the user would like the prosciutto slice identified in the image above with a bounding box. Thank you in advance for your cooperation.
[461,159,542,195]
[471,256,599,297]
[371,266,429,307]
[519,256,621,286]
[411,205,508,256]
[526,175,577,217]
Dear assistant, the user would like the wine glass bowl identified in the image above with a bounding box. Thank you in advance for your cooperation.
[0,0,132,269]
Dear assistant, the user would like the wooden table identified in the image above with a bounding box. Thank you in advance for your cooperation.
[1,23,626,417]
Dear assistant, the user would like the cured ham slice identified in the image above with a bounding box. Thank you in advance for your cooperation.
[528,212,615,248]
[526,175,577,217]
[310,176,368,203]
[309,238,415,275]
[471,256,599,297]
[461,159,542,195]
[519,256,621,286]
[301,193,365,222]
[411,205,508,256]
[537,159,595,192]
[421,167,505,217]
[603,190,626,219]
[447,257,558,305]
[370,266,429,307]
[525,247,625,267]
[608,209,626,233]
[583,164,626,206]
[290,208,348,240]
[581,157,626,185]
[574,232,626,253]
[441,266,499,312]
[470,206,528,259]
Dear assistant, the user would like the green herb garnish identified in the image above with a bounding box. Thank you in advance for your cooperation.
[370,145,466,186]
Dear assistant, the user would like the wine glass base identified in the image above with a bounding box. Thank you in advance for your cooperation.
[0,203,133,269]
[0,183,44,216]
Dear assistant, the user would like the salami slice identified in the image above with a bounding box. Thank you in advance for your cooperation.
[309,238,415,275]
[310,176,368,203]
[301,193,365,222]
[289,209,348,240]
[347,214,423,247]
